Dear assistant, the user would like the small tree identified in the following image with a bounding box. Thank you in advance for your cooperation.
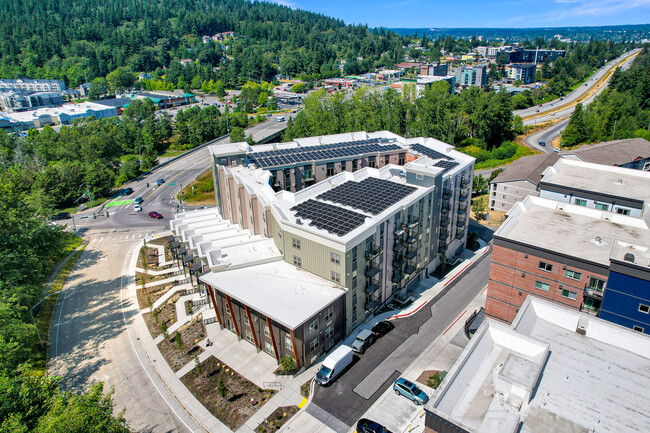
[175,332,184,350]
[160,321,168,339]
[246,134,256,146]
[230,127,245,142]
[217,377,226,398]
[194,355,202,374]
[471,197,486,221]
[279,356,297,372]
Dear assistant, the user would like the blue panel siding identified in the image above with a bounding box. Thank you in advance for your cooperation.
[600,271,650,333]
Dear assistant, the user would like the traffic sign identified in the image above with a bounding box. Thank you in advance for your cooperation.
[169,183,176,186]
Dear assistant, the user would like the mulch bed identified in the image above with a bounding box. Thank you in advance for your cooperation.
[181,357,276,431]
[300,379,312,398]
[157,315,206,372]
[254,405,299,432]
[136,282,176,310]
[136,271,178,284]
[149,236,174,262]
[142,293,180,338]
[416,369,443,389]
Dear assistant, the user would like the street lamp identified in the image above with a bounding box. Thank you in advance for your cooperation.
[78,182,93,207]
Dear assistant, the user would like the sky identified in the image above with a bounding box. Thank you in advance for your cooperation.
[268,0,650,29]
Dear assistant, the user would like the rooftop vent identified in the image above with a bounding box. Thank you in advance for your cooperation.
[617,178,624,185]
[296,218,303,225]
[623,253,636,263]
[596,236,602,243]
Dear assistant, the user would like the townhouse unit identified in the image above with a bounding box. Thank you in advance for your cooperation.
[505,63,536,84]
[455,64,488,88]
[0,78,66,92]
[488,138,650,211]
[171,131,475,370]
[425,297,650,433]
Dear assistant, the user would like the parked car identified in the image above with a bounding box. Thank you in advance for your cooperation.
[134,204,142,212]
[371,321,395,338]
[538,104,542,107]
[51,212,71,220]
[393,378,429,405]
[539,141,546,146]
[315,346,353,386]
[123,187,134,195]
[560,97,564,100]
[357,418,393,433]
[134,197,143,204]
[148,211,163,219]
[554,148,560,153]
[277,116,285,122]
[351,329,376,354]
[156,179,165,186]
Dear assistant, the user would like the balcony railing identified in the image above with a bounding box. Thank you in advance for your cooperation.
[459,193,469,202]
[365,266,380,278]
[392,258,404,268]
[460,179,470,189]
[438,245,447,254]
[407,218,419,229]
[442,189,452,199]
[455,229,466,240]
[439,229,448,240]
[441,205,450,213]
[394,227,405,236]
[584,286,604,299]
[405,265,416,275]
[365,246,383,261]
[440,216,449,227]
[365,299,379,311]
[391,272,404,283]
[365,283,380,295]
[393,242,405,253]
[405,249,417,260]
[406,236,417,244]
[457,217,466,228]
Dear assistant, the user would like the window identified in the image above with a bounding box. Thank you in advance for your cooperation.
[292,238,301,249]
[385,155,390,165]
[617,208,630,215]
[503,194,507,199]
[324,307,333,322]
[398,153,406,165]
[265,342,275,355]
[331,271,340,283]
[352,276,357,288]
[340,160,347,170]
[352,305,357,316]
[561,289,577,300]
[639,304,650,314]
[352,159,358,171]
[588,277,606,292]
[309,318,319,332]
[303,165,313,180]
[325,340,334,351]
[538,261,553,272]
[416,173,423,180]
[264,325,270,338]
[534,281,550,291]
[310,338,319,353]
[503,186,508,191]
[565,269,582,280]
[352,293,357,306]
[368,156,376,168]
[574,198,587,206]
[633,326,645,333]
[330,252,340,265]
[243,315,249,325]
[325,324,334,339]
[595,203,609,211]
[245,330,254,344]
[285,335,293,350]
[326,163,335,176]
[293,256,302,267]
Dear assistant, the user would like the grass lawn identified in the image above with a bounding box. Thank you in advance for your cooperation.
[160,149,187,158]
[458,143,537,171]
[471,194,506,227]
[179,170,215,205]
[57,196,109,214]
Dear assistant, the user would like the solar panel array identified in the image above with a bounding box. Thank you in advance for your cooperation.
[291,200,367,236]
[434,160,459,173]
[409,143,453,161]
[247,139,402,168]
[317,177,417,215]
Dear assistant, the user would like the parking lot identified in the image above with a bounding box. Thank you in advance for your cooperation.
[308,253,491,432]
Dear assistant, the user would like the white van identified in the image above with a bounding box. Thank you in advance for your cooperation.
[277,116,285,122]
[315,346,353,386]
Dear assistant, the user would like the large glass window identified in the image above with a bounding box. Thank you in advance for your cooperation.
[310,338,319,353]
[534,281,550,291]
[538,261,553,272]
[565,269,582,280]
[588,277,606,292]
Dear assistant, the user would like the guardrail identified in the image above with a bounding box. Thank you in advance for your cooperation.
[263,381,284,390]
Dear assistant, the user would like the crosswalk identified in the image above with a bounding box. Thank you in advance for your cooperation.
[88,233,148,244]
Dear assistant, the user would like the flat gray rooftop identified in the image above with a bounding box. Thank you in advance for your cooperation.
[494,196,650,266]
[541,158,650,204]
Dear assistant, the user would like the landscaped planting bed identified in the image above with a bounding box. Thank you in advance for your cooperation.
[136,282,175,310]
[157,315,206,372]
[142,293,180,338]
[149,236,174,262]
[181,357,276,431]
[254,405,299,432]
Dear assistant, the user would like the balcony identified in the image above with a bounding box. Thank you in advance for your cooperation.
[407,217,419,229]
[391,272,404,283]
[365,283,380,295]
[393,242,406,253]
[365,299,379,311]
[365,266,380,278]
[442,189,452,199]
[392,258,404,268]
[440,216,449,227]
[584,286,604,299]
[405,249,417,260]
[405,265,416,275]
[459,193,469,203]
[365,246,383,261]
[455,229,466,240]
[441,204,450,213]
[394,227,405,236]
[406,235,417,244]
[460,179,470,189]
[439,229,448,240]
[438,245,447,254]
[457,217,466,228]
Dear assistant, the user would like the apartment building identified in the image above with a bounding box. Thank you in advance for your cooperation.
[425,297,650,433]
[419,63,448,76]
[455,64,488,88]
[0,90,64,112]
[170,132,474,369]
[505,63,536,84]
[488,138,650,211]
[0,79,66,92]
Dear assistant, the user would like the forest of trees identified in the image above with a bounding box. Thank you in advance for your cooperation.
[0,0,407,89]
[284,83,517,152]
[562,48,650,146]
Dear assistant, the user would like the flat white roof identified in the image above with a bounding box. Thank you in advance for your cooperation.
[6,101,114,122]
[428,297,650,433]
[495,195,650,266]
[541,158,650,204]
[200,261,346,329]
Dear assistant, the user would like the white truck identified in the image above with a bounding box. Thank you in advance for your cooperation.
[315,345,353,386]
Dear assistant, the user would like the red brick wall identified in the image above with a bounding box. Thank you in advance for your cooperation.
[486,244,608,323]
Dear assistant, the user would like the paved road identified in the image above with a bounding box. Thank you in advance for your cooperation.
[309,252,492,432]
[515,49,640,120]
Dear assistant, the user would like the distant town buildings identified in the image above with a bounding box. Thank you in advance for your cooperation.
[0,90,64,112]
[425,296,650,433]
[0,102,117,132]
[505,63,536,84]
[455,64,488,88]
[129,91,196,109]
[169,131,475,369]
[419,63,448,77]
[202,31,236,44]
[0,78,66,92]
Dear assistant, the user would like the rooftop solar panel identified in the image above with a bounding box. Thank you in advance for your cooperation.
[316,177,417,215]
[410,143,453,161]
[291,200,367,236]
